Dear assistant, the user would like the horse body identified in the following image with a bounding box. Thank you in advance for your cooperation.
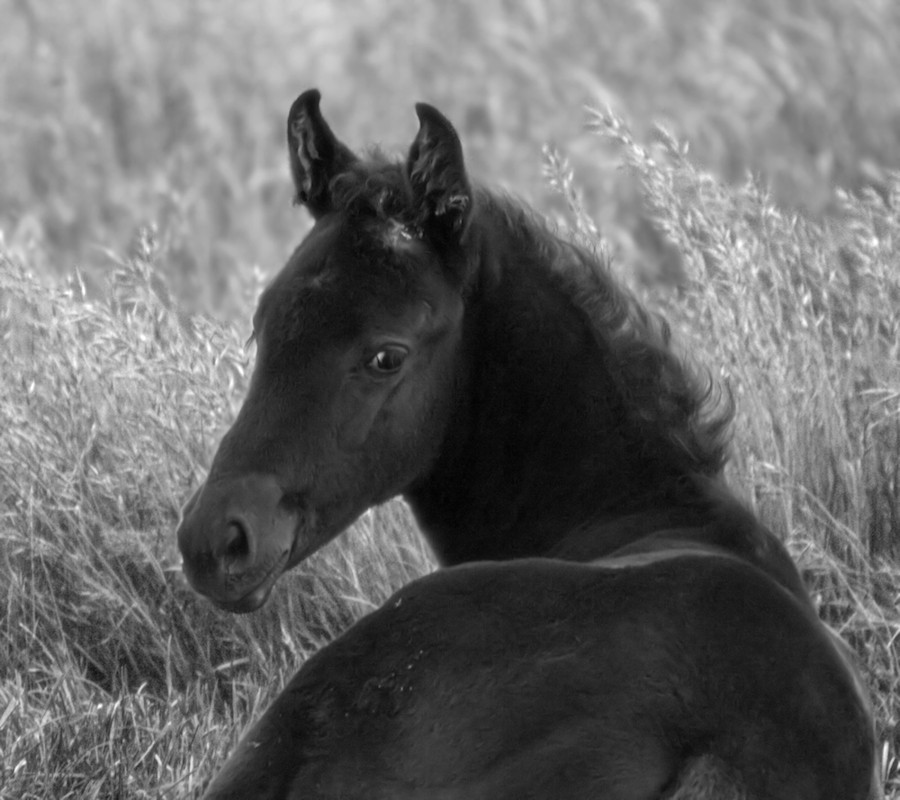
[176,90,877,799]
[194,556,872,800]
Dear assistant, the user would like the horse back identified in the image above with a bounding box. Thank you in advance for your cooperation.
[200,554,875,800]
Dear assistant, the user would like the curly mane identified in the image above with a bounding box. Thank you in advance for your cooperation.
[476,190,734,479]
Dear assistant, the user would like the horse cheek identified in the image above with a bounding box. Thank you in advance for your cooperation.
[335,388,384,453]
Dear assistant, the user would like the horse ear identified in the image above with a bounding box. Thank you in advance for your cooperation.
[406,103,473,244]
[287,89,357,218]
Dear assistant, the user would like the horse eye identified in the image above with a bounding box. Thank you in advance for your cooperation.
[366,347,407,374]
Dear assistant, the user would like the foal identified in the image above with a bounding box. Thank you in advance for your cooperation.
[177,90,877,799]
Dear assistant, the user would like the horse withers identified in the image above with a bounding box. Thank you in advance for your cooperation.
[177,89,878,799]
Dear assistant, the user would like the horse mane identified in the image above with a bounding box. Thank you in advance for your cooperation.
[330,150,420,228]
[478,190,735,478]
[327,155,734,478]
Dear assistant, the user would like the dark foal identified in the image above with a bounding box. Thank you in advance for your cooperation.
[177,90,878,799]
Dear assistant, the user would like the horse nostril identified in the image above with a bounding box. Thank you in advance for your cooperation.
[220,520,252,574]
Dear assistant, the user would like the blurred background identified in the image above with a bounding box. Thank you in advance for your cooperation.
[4,0,899,311]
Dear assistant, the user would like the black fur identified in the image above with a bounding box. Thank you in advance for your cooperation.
[178,90,878,800]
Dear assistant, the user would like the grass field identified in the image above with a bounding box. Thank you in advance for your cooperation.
[2,0,900,796]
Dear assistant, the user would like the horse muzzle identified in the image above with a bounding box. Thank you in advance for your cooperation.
[177,473,298,613]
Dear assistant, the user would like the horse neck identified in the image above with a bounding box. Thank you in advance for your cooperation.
[405,207,720,565]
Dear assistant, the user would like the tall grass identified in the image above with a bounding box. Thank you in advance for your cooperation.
[0,248,431,798]
[3,0,900,796]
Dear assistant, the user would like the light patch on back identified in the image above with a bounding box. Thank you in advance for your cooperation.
[306,269,333,291]
[592,546,733,571]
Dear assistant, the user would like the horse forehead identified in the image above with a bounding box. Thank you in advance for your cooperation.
[282,220,439,300]
[258,266,421,352]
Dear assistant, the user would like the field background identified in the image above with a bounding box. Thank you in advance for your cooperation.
[2,0,900,797]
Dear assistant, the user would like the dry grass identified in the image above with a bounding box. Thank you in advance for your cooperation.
[3,0,900,796]
[0,250,432,797]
